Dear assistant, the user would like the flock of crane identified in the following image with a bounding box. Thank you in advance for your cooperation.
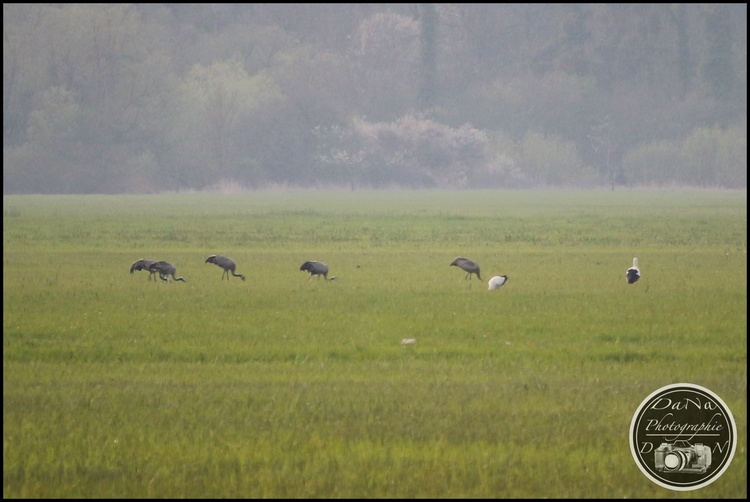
[129,256,239,283]
[130,255,641,288]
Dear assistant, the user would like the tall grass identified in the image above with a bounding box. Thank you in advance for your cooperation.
[3,190,747,498]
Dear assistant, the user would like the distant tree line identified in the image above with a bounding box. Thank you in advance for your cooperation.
[3,4,746,193]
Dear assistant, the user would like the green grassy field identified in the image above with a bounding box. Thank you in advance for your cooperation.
[3,189,747,498]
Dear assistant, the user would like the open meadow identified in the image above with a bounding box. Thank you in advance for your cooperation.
[3,189,747,498]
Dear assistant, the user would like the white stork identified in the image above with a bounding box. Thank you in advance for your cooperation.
[488,275,508,290]
[626,257,640,284]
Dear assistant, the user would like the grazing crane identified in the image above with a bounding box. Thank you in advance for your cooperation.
[205,255,246,281]
[300,261,336,280]
[149,261,187,282]
[130,259,160,281]
[626,257,641,284]
[488,275,509,290]
[450,256,481,280]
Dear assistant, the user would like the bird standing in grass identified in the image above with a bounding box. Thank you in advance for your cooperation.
[626,257,640,284]
[488,275,508,290]
[130,259,160,281]
[205,255,246,281]
[300,261,336,280]
[149,261,187,282]
[450,256,481,280]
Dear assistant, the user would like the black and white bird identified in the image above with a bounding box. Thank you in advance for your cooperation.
[130,259,160,281]
[488,275,508,290]
[626,257,640,284]
[300,261,336,280]
[205,255,245,281]
[450,256,481,280]
[149,261,187,282]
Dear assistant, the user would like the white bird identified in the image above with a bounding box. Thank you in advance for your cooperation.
[626,257,640,284]
[488,275,508,290]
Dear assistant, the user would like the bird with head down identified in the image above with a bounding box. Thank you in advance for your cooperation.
[450,256,481,281]
[300,260,336,281]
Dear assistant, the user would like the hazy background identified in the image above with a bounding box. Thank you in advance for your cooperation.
[3,3,746,194]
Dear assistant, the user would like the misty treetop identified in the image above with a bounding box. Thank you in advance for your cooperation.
[3,4,746,194]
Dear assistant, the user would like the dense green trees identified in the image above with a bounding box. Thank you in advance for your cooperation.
[3,4,746,193]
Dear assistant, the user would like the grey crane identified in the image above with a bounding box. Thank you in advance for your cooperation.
[626,257,641,284]
[148,261,187,282]
[205,255,246,281]
[300,261,336,280]
[130,258,160,281]
[450,256,481,280]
